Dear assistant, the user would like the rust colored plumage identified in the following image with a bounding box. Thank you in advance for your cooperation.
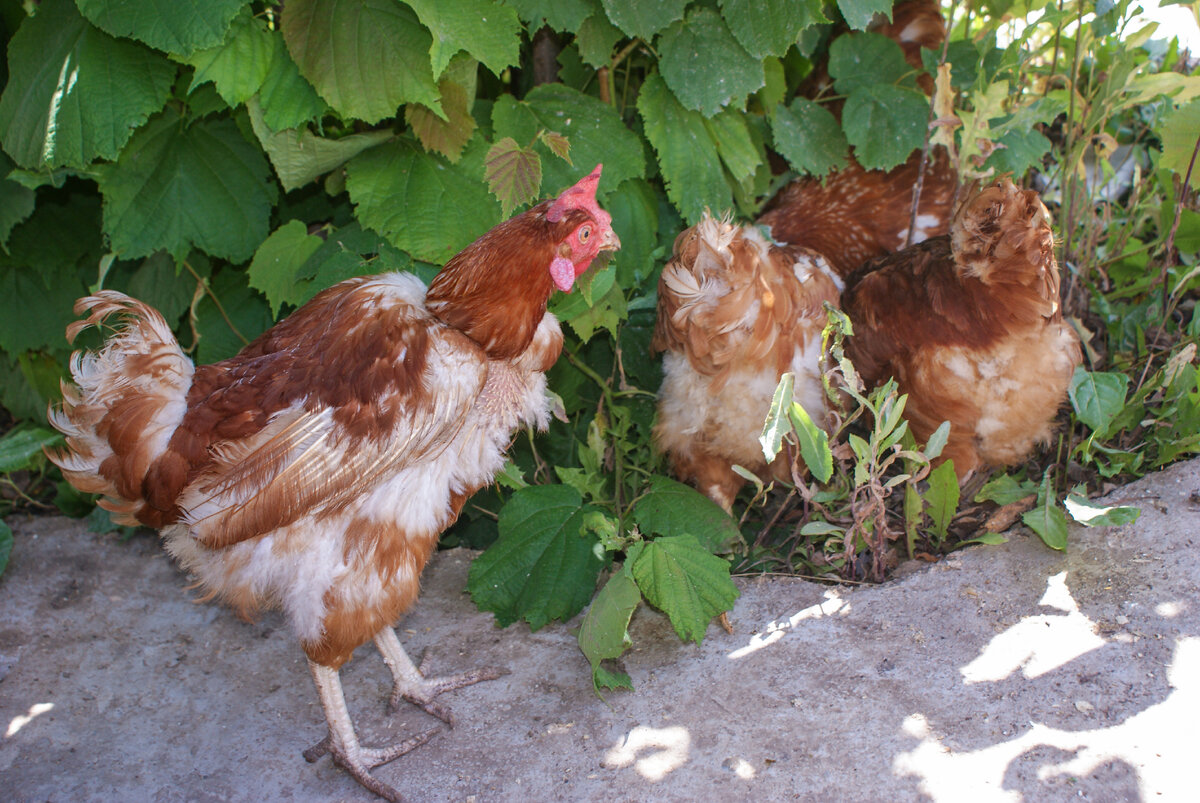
[841,178,1082,479]
[46,166,619,802]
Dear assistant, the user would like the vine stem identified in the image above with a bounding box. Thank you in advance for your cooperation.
[907,0,957,248]
[182,260,250,347]
[1161,132,1200,321]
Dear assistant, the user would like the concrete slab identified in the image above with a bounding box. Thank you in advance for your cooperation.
[2,457,1198,802]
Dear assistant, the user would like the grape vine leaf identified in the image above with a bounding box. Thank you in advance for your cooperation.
[76,0,244,56]
[658,8,765,117]
[630,534,740,644]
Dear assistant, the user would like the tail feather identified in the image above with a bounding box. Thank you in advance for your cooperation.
[46,291,194,526]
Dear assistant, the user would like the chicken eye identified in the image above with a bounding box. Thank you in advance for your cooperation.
[578,226,591,243]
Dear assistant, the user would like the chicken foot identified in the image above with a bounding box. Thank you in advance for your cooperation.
[303,661,440,803]
[373,625,508,725]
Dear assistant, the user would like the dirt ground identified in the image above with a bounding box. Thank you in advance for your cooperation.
[2,457,1198,802]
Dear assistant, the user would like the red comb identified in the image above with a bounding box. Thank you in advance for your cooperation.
[547,164,604,223]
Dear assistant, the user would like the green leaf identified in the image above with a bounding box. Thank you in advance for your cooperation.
[553,279,627,342]
[984,128,1053,178]
[181,10,276,107]
[0,0,175,169]
[490,84,645,201]
[247,221,326,316]
[959,532,1008,546]
[282,0,441,124]
[122,251,196,326]
[194,267,273,363]
[658,8,764,117]
[577,13,624,68]
[630,475,742,553]
[345,137,500,264]
[606,178,659,287]
[925,460,959,538]
[405,0,521,78]
[974,473,1037,506]
[1064,495,1141,528]
[599,0,688,39]
[704,108,763,186]
[923,420,950,460]
[630,534,739,644]
[248,98,392,193]
[0,176,36,250]
[828,32,914,96]
[1022,477,1069,551]
[592,663,634,691]
[1069,367,1130,438]
[0,426,62,472]
[788,400,833,483]
[485,137,542,217]
[257,31,328,132]
[1162,100,1200,190]
[406,77,477,163]
[638,73,730,225]
[505,0,593,32]
[97,110,278,262]
[467,484,604,630]
[719,0,827,58]
[577,568,641,692]
[0,519,11,576]
[836,0,894,31]
[771,98,848,178]
[841,84,930,171]
[760,373,794,462]
[76,0,244,56]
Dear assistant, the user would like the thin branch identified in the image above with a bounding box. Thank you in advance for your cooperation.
[1161,132,1200,321]
[182,260,249,347]
[907,0,957,248]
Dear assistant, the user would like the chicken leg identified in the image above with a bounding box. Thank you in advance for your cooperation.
[373,625,508,725]
[303,661,440,802]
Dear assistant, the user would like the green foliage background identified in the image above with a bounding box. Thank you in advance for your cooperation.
[0,0,1198,685]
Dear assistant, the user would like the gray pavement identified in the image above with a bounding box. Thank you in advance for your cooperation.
[1,457,1198,802]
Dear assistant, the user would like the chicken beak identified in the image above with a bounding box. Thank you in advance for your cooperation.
[600,227,621,252]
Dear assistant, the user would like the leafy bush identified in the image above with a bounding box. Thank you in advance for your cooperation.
[0,0,1197,685]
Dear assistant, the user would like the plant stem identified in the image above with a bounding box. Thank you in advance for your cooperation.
[182,260,249,347]
[1161,132,1200,321]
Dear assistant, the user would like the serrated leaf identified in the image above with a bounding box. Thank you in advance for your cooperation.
[346,137,500,264]
[0,0,176,170]
[0,177,36,249]
[984,128,1053,179]
[467,484,604,630]
[975,473,1038,506]
[592,663,634,691]
[407,79,477,163]
[925,460,959,537]
[577,569,641,691]
[121,251,195,326]
[491,84,644,201]
[405,0,521,78]
[505,0,593,32]
[282,0,441,124]
[630,534,739,644]
[841,84,930,171]
[553,279,626,342]
[258,31,328,132]
[248,98,392,193]
[247,221,325,316]
[1069,367,1130,438]
[1022,478,1069,551]
[771,98,848,177]
[658,8,764,117]
[291,221,413,305]
[1162,100,1200,190]
[485,138,542,217]
[630,475,741,553]
[836,0,893,31]
[720,0,827,58]
[760,373,795,462]
[788,400,833,483]
[704,109,762,185]
[76,0,242,55]
[600,0,688,39]
[539,131,572,165]
[181,10,276,107]
[0,426,63,472]
[577,13,623,68]
[97,110,277,262]
[605,178,658,287]
[1064,495,1141,528]
[638,73,729,225]
[194,267,273,363]
[829,32,915,96]
[0,519,11,576]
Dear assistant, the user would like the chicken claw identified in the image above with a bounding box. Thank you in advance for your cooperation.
[373,626,509,725]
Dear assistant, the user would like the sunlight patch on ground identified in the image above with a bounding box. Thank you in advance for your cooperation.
[727,590,848,660]
[960,572,1106,683]
[603,725,691,781]
[4,703,54,739]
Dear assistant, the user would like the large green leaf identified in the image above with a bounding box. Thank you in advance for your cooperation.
[630,534,739,644]
[467,484,605,630]
[248,98,393,192]
[1161,100,1200,191]
[719,0,827,58]
[181,9,276,107]
[247,220,326,316]
[0,426,62,472]
[194,267,273,363]
[829,32,915,96]
[658,8,764,117]
[257,31,328,132]
[0,178,36,250]
[704,108,762,186]
[0,0,175,169]
[405,0,521,78]
[577,12,624,68]
[630,475,741,553]
[490,84,645,202]
[282,0,441,123]
[637,73,730,225]
[841,84,930,170]
[605,178,659,287]
[1022,477,1069,551]
[974,473,1037,506]
[925,460,959,537]
[345,137,500,264]
[836,0,893,31]
[506,0,593,32]
[121,252,196,327]
[788,400,833,484]
[771,98,848,178]
[599,0,688,39]
[1069,367,1130,438]
[76,0,244,56]
[97,111,278,262]
[577,568,641,692]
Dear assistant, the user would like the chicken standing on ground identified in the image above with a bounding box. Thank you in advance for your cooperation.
[653,213,842,512]
[46,166,619,801]
[841,177,1081,480]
